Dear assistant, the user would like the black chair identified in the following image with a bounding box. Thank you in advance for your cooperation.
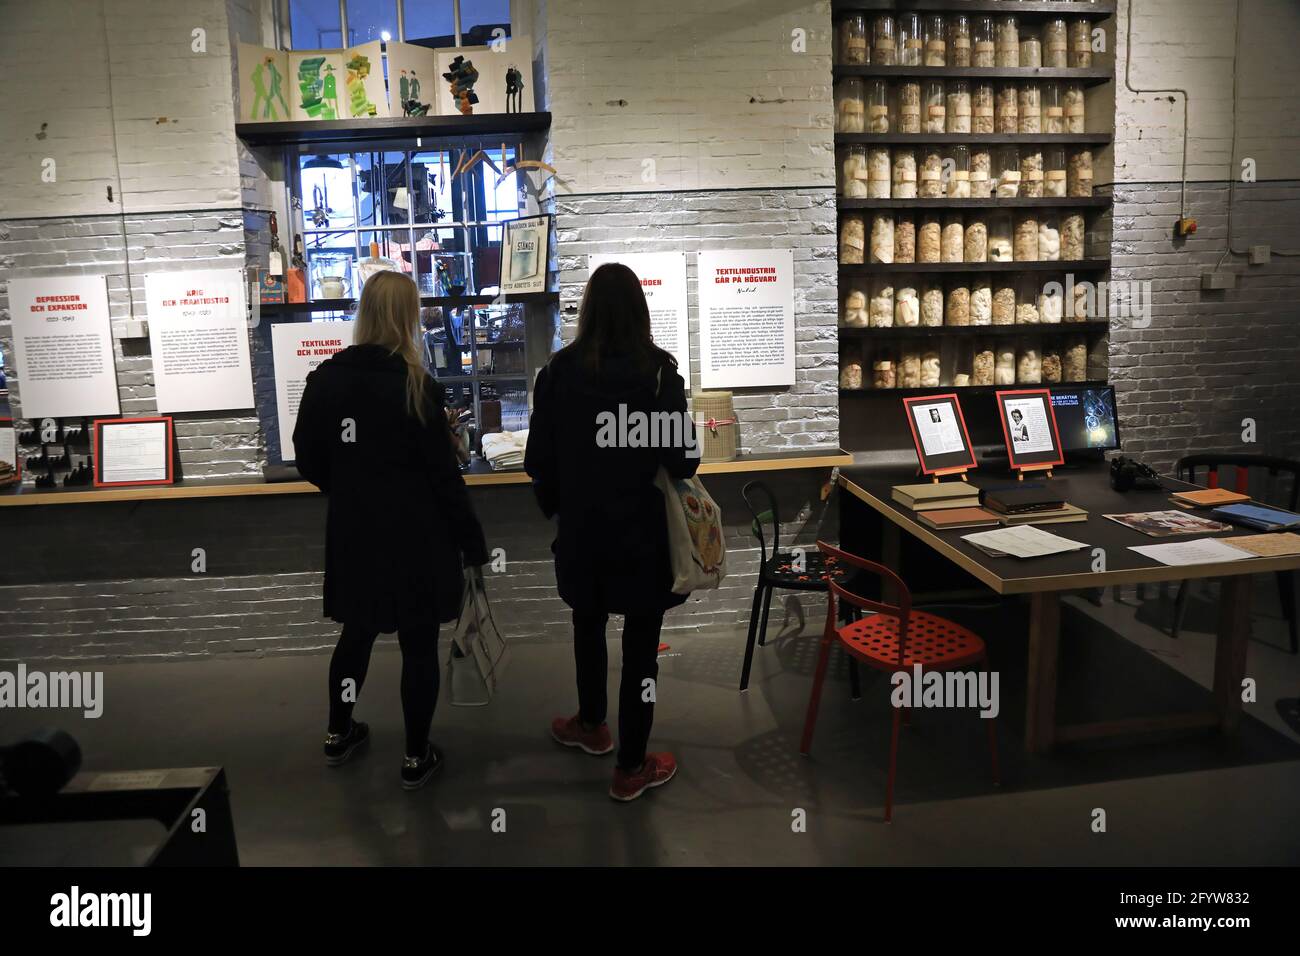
[738,481,854,691]
[1171,454,1299,653]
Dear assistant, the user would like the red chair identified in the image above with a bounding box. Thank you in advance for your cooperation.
[801,541,999,823]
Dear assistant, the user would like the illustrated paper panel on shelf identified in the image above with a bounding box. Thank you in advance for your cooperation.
[9,275,120,419]
[386,42,438,117]
[588,252,690,382]
[289,50,349,121]
[343,41,389,119]
[472,35,535,114]
[144,270,255,414]
[697,249,795,389]
[271,321,354,461]
[237,44,291,122]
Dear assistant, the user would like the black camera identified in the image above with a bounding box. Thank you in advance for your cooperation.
[1110,455,1164,492]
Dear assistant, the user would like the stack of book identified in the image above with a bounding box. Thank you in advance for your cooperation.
[982,487,1087,526]
[892,482,1088,529]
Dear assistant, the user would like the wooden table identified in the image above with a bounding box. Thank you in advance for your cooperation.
[838,463,1300,754]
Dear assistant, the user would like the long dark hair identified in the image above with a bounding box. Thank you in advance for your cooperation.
[567,262,674,376]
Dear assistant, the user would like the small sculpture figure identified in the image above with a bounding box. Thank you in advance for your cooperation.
[504,64,525,113]
[442,55,480,115]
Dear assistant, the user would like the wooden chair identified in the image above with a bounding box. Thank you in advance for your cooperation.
[801,541,999,823]
[1171,454,1298,653]
[738,481,852,692]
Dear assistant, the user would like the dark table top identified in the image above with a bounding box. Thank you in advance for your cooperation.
[839,461,1300,595]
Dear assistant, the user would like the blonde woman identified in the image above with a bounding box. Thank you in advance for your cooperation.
[294,271,488,790]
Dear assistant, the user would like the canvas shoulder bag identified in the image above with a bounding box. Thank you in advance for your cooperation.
[446,567,510,706]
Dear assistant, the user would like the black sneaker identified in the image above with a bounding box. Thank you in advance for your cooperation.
[401,743,444,791]
[323,720,369,767]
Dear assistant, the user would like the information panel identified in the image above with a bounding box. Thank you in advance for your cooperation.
[697,249,795,389]
[588,252,691,382]
[271,321,354,461]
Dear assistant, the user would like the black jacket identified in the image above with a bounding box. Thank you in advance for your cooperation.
[524,347,699,615]
[293,344,488,632]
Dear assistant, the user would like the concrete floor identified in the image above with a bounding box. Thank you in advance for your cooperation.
[3,582,1300,866]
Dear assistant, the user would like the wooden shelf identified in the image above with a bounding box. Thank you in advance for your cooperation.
[833,0,1115,15]
[236,111,552,148]
[840,259,1110,275]
[841,381,1109,397]
[260,290,559,317]
[838,197,1111,210]
[833,65,1112,87]
[835,133,1111,145]
[840,321,1109,338]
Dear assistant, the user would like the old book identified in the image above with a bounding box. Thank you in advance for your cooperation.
[919,507,1002,530]
[998,503,1088,526]
[1170,488,1251,508]
[892,482,981,511]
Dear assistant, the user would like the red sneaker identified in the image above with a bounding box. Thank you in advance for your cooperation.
[609,752,677,802]
[551,714,614,756]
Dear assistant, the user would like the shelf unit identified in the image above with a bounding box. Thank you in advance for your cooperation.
[841,379,1109,398]
[832,0,1115,432]
[259,290,559,317]
[235,112,553,148]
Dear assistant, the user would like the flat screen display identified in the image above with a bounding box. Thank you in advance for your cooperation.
[1050,385,1120,452]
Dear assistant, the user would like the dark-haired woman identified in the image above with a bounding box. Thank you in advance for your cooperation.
[294,271,488,790]
[525,262,699,801]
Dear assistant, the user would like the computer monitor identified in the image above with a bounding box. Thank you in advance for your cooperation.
[1050,385,1120,453]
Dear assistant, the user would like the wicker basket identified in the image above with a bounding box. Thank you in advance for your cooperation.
[693,391,738,462]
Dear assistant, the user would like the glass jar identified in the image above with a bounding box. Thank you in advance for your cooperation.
[892,148,918,199]
[996,15,1019,67]
[896,279,920,328]
[894,213,916,263]
[1069,148,1094,197]
[1064,82,1086,133]
[869,212,895,263]
[973,81,995,134]
[946,145,970,198]
[839,347,864,389]
[1043,82,1065,134]
[924,15,947,66]
[1020,147,1044,198]
[838,145,868,198]
[973,343,996,385]
[872,15,897,65]
[1069,18,1093,68]
[946,282,971,327]
[867,146,891,199]
[1062,212,1086,262]
[1018,82,1042,134]
[1018,337,1043,384]
[923,80,946,134]
[898,13,922,66]
[841,286,869,328]
[1044,18,1069,68]
[973,15,996,67]
[919,148,945,199]
[971,274,993,325]
[942,213,964,264]
[1019,29,1042,68]
[996,146,1021,198]
[992,280,1016,325]
[1014,212,1040,261]
[839,212,866,264]
[965,213,988,262]
[1016,278,1041,325]
[946,80,971,134]
[834,77,865,133]
[918,213,942,263]
[896,81,921,134]
[872,353,897,389]
[989,211,1014,262]
[970,147,993,199]
[1045,146,1068,197]
[948,14,972,67]
[995,344,1017,385]
[1041,344,1062,383]
[868,79,891,133]
[996,82,1019,134]
[869,279,894,329]
[899,346,922,388]
[837,14,869,65]
[921,281,945,328]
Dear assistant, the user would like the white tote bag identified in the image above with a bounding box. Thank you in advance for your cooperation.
[655,468,727,595]
[446,567,510,706]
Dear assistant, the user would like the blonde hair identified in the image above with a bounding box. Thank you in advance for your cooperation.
[353,271,429,424]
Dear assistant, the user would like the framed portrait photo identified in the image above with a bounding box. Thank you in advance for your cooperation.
[93,416,175,488]
[901,393,976,476]
[995,389,1065,471]
[498,214,551,295]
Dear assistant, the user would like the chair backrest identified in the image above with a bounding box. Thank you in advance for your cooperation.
[1176,453,1300,511]
[817,540,913,666]
[742,480,780,564]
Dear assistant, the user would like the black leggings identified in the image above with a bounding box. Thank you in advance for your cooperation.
[573,609,664,771]
[328,624,440,757]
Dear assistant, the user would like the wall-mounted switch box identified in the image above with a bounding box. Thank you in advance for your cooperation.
[1249,245,1271,265]
[1201,272,1236,291]
[119,319,149,338]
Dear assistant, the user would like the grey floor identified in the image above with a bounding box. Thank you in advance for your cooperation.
[4,581,1300,866]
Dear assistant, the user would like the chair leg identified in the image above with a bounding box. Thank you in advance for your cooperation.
[757,584,774,647]
[848,656,861,701]
[885,705,902,823]
[799,608,837,756]
[739,582,764,692]
[1171,580,1190,640]
[902,701,911,726]
[1277,571,1298,655]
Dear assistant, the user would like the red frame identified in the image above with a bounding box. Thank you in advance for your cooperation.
[901,393,977,476]
[0,417,18,484]
[995,389,1066,470]
[92,416,175,487]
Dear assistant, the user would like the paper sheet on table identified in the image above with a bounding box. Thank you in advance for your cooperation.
[1129,538,1256,567]
[1221,532,1300,557]
[961,525,1089,559]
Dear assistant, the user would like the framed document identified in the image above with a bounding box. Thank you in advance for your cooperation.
[0,417,19,487]
[93,417,175,487]
[498,214,550,294]
[995,389,1065,474]
[901,393,976,478]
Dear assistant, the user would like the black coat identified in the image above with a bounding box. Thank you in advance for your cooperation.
[524,347,699,615]
[293,344,488,632]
